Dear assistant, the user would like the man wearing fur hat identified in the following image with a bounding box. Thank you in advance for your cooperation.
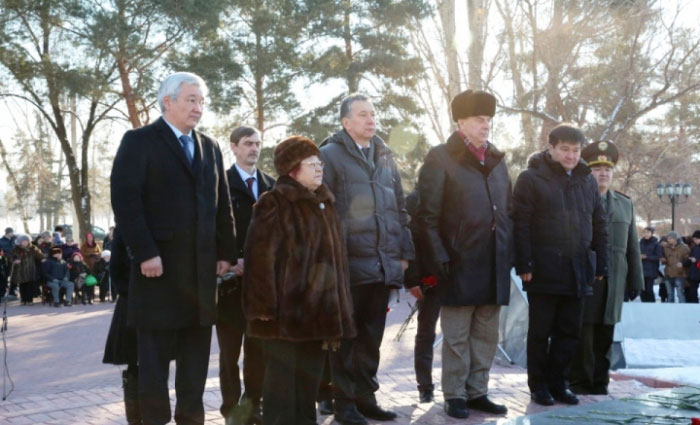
[320,94,415,425]
[570,141,643,395]
[416,89,512,418]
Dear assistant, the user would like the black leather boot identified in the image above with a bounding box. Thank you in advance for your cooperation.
[122,369,142,425]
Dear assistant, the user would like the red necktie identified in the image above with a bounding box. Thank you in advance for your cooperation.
[246,177,256,199]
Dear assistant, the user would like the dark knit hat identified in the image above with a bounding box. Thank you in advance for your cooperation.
[582,141,619,168]
[273,136,320,176]
[50,247,63,256]
[450,90,496,122]
[692,230,700,239]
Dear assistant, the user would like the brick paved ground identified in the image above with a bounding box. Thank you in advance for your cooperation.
[0,294,661,425]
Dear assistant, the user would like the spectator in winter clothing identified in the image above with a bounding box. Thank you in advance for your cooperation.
[81,231,102,271]
[0,227,16,296]
[683,230,700,303]
[320,94,415,424]
[512,124,608,407]
[243,136,356,425]
[53,226,66,246]
[0,249,9,298]
[69,252,92,304]
[42,247,74,307]
[103,226,115,251]
[661,231,690,303]
[11,234,45,305]
[417,89,512,418]
[94,250,113,302]
[61,237,80,261]
[639,227,663,302]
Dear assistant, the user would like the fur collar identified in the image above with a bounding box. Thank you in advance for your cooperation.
[273,175,335,204]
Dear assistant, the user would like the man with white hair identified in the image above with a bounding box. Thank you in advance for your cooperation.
[111,72,236,425]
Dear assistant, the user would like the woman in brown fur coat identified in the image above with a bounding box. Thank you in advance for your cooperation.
[243,135,356,425]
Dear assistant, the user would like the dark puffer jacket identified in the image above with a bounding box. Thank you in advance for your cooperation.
[512,151,608,296]
[416,133,513,306]
[639,236,663,278]
[320,129,415,288]
[686,243,700,281]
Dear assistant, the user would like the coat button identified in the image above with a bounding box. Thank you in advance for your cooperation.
[493,205,497,211]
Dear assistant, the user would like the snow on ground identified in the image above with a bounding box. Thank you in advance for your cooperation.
[620,367,700,386]
[622,338,700,368]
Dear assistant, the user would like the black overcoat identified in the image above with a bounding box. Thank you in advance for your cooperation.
[416,132,513,306]
[110,117,237,329]
[512,151,608,296]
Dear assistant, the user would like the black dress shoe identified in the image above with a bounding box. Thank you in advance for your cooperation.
[570,384,591,395]
[531,389,554,406]
[552,388,579,405]
[318,398,333,415]
[444,398,469,419]
[419,389,434,403]
[334,404,368,425]
[466,395,507,414]
[589,384,608,395]
[356,401,397,421]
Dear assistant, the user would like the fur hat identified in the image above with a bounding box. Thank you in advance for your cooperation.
[692,230,700,239]
[50,247,63,256]
[450,90,496,122]
[273,136,320,176]
[15,234,30,245]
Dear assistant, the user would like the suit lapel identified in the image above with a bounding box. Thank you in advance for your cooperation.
[229,166,255,201]
[154,118,195,178]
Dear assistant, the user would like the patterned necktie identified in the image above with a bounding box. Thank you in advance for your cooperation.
[246,177,256,199]
[179,135,194,165]
[361,146,370,160]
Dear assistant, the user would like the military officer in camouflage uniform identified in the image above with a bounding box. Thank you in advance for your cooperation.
[570,141,644,395]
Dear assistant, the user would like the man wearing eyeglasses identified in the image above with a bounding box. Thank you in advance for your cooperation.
[320,93,415,425]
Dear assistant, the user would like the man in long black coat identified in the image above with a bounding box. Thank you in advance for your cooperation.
[417,90,512,419]
[111,72,236,425]
[217,126,275,425]
[512,123,608,407]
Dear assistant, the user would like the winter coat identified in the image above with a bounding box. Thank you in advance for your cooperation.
[320,129,415,288]
[685,244,700,281]
[663,242,690,278]
[403,190,432,289]
[60,244,80,262]
[10,245,44,284]
[111,117,237,329]
[0,235,15,256]
[512,151,608,296]
[416,133,513,306]
[81,243,102,270]
[583,191,643,325]
[41,257,70,282]
[640,236,663,278]
[68,260,89,282]
[243,176,356,342]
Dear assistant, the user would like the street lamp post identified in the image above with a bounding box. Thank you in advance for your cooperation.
[656,183,692,231]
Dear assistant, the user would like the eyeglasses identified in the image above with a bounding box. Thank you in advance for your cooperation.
[301,160,324,169]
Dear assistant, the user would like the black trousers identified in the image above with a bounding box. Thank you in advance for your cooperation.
[216,282,265,418]
[330,283,391,404]
[570,322,614,389]
[317,354,332,402]
[263,339,324,425]
[686,280,699,303]
[526,293,584,393]
[414,287,441,391]
[641,277,656,302]
[137,325,212,425]
[19,281,36,303]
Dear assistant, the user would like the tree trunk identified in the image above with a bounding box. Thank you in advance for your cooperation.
[0,137,31,233]
[467,0,488,90]
[438,0,461,101]
[344,2,358,93]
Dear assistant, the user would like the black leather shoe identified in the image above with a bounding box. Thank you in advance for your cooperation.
[444,398,469,419]
[318,398,333,415]
[466,395,507,414]
[419,389,434,403]
[531,389,554,406]
[589,384,608,395]
[570,384,591,395]
[552,388,579,405]
[356,401,397,421]
[334,404,368,425]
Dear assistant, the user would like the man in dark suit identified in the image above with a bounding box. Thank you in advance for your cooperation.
[218,126,275,425]
[111,72,236,425]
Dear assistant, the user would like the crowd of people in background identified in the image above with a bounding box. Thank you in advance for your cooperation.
[0,225,116,306]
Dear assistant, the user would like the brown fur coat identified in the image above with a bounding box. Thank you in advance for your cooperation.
[243,176,356,342]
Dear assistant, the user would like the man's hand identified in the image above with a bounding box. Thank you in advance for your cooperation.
[690,257,697,263]
[141,256,163,277]
[595,275,604,280]
[641,254,647,260]
[520,272,532,282]
[401,260,409,272]
[660,257,667,264]
[409,286,423,300]
[217,260,232,276]
[257,315,273,321]
[232,258,244,276]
